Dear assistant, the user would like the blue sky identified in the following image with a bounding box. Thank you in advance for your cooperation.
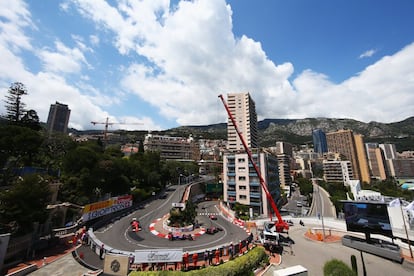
[1,0,414,131]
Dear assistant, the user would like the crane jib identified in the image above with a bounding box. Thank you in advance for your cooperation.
[218,94,288,233]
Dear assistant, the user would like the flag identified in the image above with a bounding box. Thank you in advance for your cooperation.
[388,198,401,207]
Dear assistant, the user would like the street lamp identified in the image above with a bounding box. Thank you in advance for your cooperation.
[317,183,326,240]
[312,177,326,241]
[178,174,183,185]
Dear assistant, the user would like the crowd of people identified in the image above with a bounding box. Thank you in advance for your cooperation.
[129,234,255,272]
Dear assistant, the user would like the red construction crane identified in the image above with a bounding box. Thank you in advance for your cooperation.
[91,117,143,141]
[218,94,289,233]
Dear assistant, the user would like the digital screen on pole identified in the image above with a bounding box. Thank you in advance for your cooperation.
[343,201,393,237]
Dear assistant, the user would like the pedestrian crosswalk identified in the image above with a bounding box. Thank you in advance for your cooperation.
[198,212,219,216]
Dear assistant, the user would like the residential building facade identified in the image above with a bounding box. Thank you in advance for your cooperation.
[46,101,71,134]
[312,129,328,155]
[226,93,258,151]
[223,151,280,218]
[326,129,370,183]
[143,134,199,161]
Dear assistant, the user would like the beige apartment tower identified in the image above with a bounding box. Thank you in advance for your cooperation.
[226,93,258,151]
[326,129,370,184]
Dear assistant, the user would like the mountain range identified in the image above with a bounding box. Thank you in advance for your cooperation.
[168,116,414,152]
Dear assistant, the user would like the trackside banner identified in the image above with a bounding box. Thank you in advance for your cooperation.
[134,249,183,263]
[82,195,133,222]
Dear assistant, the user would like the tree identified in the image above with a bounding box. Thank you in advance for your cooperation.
[20,109,41,130]
[4,82,27,123]
[0,125,43,170]
[0,174,51,235]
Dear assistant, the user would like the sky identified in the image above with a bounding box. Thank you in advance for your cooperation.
[1,0,414,131]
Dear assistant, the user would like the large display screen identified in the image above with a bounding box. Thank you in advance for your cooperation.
[343,201,393,237]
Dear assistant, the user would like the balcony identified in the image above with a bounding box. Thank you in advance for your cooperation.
[227,180,236,185]
[227,191,236,197]
[249,181,260,187]
[249,192,261,198]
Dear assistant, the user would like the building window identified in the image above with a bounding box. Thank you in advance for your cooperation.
[238,167,246,172]
[239,176,246,181]
[238,158,246,163]
[239,195,247,200]
[239,185,246,190]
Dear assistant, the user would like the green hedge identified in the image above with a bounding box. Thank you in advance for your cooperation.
[323,259,356,276]
[129,246,268,276]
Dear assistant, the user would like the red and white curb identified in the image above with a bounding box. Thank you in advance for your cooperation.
[233,218,251,234]
[149,218,206,239]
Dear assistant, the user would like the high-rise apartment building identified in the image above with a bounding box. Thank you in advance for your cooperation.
[273,142,293,189]
[354,134,371,184]
[365,143,387,180]
[46,101,71,134]
[379,144,398,160]
[326,129,359,178]
[223,150,280,218]
[312,129,328,155]
[226,93,258,151]
[326,129,370,183]
[222,92,281,217]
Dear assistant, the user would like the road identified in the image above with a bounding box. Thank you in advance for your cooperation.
[271,218,413,276]
[93,184,249,253]
[309,180,337,218]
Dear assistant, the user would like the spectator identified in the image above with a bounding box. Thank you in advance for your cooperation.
[129,254,135,268]
[214,248,220,264]
[239,240,243,255]
[204,250,209,266]
[192,252,198,267]
[99,244,105,260]
[182,251,189,269]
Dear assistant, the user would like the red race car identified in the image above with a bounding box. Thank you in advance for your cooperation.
[131,218,141,232]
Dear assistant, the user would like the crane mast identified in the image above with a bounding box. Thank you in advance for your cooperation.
[91,117,143,142]
[218,94,288,232]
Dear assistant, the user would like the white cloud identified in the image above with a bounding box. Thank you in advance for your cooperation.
[293,43,414,123]
[0,0,33,51]
[67,0,414,126]
[0,0,161,131]
[90,35,100,46]
[1,0,413,132]
[359,49,376,59]
[37,40,90,74]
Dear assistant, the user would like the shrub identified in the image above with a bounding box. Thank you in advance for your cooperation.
[129,247,268,276]
[323,259,356,276]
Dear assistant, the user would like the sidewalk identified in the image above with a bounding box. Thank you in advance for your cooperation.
[5,243,87,276]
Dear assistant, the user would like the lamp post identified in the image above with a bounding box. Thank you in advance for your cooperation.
[312,177,326,241]
[317,183,326,240]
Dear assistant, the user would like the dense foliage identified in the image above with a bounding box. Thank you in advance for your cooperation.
[169,201,198,227]
[0,121,199,233]
[323,259,356,276]
[0,174,51,235]
[0,83,199,234]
